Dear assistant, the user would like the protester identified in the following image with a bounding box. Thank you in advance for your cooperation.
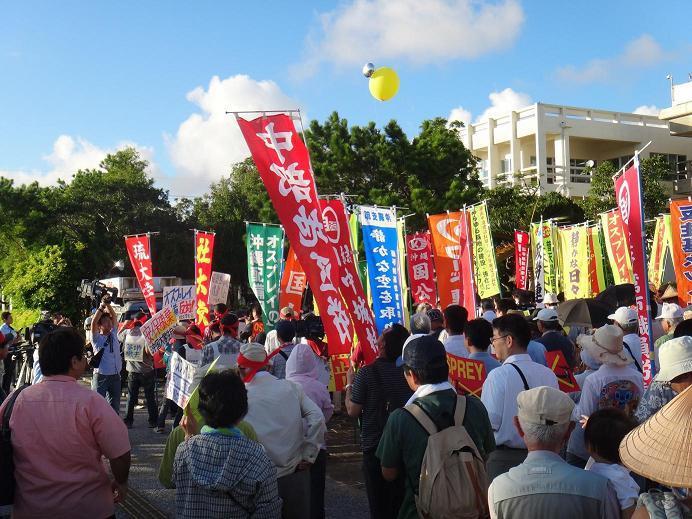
[495,298,518,315]
[503,309,548,366]
[481,314,559,481]
[465,318,501,374]
[488,386,620,518]
[376,335,495,519]
[635,335,692,422]
[248,303,265,342]
[121,312,158,428]
[442,304,469,358]
[270,320,297,380]
[482,299,497,322]
[265,306,295,356]
[0,328,131,518]
[345,324,413,519]
[620,385,692,519]
[427,308,445,340]
[1,311,19,393]
[238,342,325,519]
[654,302,683,368]
[90,297,122,414]
[609,306,644,372]
[674,317,692,338]
[410,311,431,335]
[534,307,576,369]
[575,348,602,389]
[584,408,640,519]
[201,312,242,368]
[567,325,643,468]
[156,331,187,433]
[172,370,282,518]
[287,341,334,519]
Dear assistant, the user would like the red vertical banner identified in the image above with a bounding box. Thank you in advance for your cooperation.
[125,234,157,315]
[514,230,530,291]
[278,246,305,316]
[194,230,215,329]
[670,200,692,306]
[428,212,463,308]
[406,232,437,305]
[615,159,654,386]
[321,199,378,364]
[459,210,476,317]
[236,114,354,356]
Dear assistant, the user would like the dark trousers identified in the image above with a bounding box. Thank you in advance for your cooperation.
[486,447,529,482]
[125,371,158,425]
[362,448,404,519]
[2,357,14,393]
[277,468,311,519]
[157,398,182,429]
[310,449,327,519]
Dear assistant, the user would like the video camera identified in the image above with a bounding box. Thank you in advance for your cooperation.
[78,279,119,306]
[294,313,324,341]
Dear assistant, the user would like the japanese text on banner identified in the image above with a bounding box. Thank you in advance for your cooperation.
[141,306,178,351]
[446,353,485,397]
[194,231,215,329]
[163,285,196,321]
[427,212,463,308]
[166,353,197,409]
[279,246,305,317]
[360,206,404,333]
[558,225,590,300]
[532,222,545,303]
[600,209,633,285]
[208,272,231,306]
[531,222,558,295]
[468,202,500,299]
[246,223,284,330]
[406,232,437,305]
[671,200,692,306]
[125,235,157,315]
[514,230,530,291]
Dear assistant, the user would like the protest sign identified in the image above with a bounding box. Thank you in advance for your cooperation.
[546,350,579,393]
[279,246,305,317]
[162,285,196,320]
[140,306,177,351]
[406,231,437,305]
[446,354,486,397]
[428,212,463,308]
[514,230,530,291]
[123,339,145,362]
[600,209,633,285]
[166,352,197,409]
[558,224,590,300]
[468,202,501,299]
[671,201,692,305]
[208,271,231,306]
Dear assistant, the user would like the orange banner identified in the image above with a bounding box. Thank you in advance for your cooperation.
[446,353,486,397]
[546,350,578,393]
[671,200,692,306]
[329,353,351,391]
[601,209,632,285]
[428,212,462,308]
[278,246,305,317]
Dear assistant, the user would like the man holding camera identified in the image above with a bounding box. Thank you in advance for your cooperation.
[91,297,123,414]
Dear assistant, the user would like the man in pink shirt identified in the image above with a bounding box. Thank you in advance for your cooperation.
[0,327,131,518]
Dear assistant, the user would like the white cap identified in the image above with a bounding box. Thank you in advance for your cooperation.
[656,303,683,320]
[656,336,692,382]
[533,308,559,322]
[608,306,638,326]
[543,293,559,305]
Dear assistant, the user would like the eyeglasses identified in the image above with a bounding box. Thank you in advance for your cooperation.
[490,335,509,344]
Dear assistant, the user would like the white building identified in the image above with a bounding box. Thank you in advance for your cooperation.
[459,102,692,198]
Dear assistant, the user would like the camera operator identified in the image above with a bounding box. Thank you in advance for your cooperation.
[29,310,59,385]
[90,296,123,415]
[1,311,21,392]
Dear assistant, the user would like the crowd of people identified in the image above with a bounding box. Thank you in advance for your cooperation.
[0,287,690,518]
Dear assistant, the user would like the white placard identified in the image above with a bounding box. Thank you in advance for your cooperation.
[166,352,197,409]
[208,272,231,306]
[162,285,196,320]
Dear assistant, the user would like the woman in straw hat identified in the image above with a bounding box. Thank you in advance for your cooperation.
[566,324,644,467]
[620,385,692,518]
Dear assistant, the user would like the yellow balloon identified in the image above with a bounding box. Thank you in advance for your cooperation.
[368,67,399,101]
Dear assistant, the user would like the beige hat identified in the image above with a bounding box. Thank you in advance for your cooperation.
[620,385,692,488]
[280,306,295,318]
[543,293,559,305]
[578,324,632,366]
[683,306,692,321]
[661,284,679,300]
[656,336,692,382]
[171,324,188,340]
[517,386,575,426]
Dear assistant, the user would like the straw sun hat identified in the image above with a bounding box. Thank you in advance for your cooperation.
[577,324,633,367]
[619,384,692,488]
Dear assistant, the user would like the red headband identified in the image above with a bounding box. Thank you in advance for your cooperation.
[238,348,283,383]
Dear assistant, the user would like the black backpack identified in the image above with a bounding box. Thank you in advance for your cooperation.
[0,384,29,505]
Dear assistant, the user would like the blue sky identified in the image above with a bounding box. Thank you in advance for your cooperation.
[1,0,690,195]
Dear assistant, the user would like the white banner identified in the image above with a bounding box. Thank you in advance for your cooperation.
[166,352,197,409]
[208,272,231,306]
[162,285,196,320]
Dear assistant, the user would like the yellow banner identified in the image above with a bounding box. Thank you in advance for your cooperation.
[468,202,501,298]
[531,222,559,294]
[559,225,590,300]
[396,219,410,328]
[600,210,633,285]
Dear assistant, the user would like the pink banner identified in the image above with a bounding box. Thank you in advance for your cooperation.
[125,234,157,315]
[459,210,476,317]
[405,232,437,305]
[615,159,654,386]
[514,230,530,291]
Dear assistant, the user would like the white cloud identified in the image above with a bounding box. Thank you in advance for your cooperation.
[165,74,302,195]
[447,87,533,127]
[633,105,660,116]
[556,34,667,84]
[293,0,524,77]
[0,135,159,187]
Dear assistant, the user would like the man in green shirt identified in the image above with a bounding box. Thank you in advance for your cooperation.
[376,335,495,519]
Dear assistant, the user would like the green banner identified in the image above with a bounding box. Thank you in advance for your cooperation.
[246,223,284,331]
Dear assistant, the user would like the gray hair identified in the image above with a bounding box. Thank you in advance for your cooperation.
[665,317,684,330]
[411,312,431,334]
[519,418,571,449]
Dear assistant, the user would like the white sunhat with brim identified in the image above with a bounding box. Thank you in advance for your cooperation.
[608,306,638,326]
[577,324,632,366]
[656,336,692,382]
[543,293,559,305]
[656,303,684,320]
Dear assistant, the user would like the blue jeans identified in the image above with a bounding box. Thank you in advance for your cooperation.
[92,373,121,415]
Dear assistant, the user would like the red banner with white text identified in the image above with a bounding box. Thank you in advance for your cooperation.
[615,160,654,386]
[670,200,692,306]
[236,114,354,355]
[125,234,157,315]
[428,212,463,308]
[194,231,215,329]
[279,246,305,317]
[514,230,530,291]
[406,232,437,305]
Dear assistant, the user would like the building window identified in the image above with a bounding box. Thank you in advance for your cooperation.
[651,153,688,181]
[570,158,593,184]
[546,157,555,184]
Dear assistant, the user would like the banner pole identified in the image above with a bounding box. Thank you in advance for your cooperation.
[612,140,652,180]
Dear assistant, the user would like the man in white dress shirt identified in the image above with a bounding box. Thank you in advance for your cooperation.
[442,304,469,358]
[481,313,559,481]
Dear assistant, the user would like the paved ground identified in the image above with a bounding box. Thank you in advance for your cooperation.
[114,389,369,518]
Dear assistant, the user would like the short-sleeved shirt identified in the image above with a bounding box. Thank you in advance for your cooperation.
[350,358,413,451]
[270,343,295,380]
[1,375,131,518]
[91,328,122,376]
[202,335,242,368]
[634,378,677,423]
[376,389,495,519]
[443,334,469,358]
